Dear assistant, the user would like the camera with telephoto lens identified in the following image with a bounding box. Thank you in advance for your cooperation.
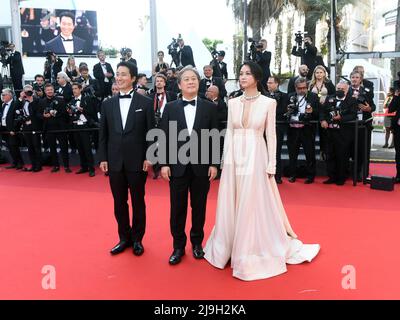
[14,108,30,129]
[294,31,308,47]
[246,38,263,62]
[67,102,81,121]
[32,82,44,94]
[328,104,341,123]
[0,40,11,67]
[44,99,59,115]
[284,95,299,118]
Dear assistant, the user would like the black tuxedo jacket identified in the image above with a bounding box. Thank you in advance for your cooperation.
[38,96,69,130]
[179,45,195,67]
[219,61,228,80]
[55,83,73,103]
[69,95,98,126]
[320,94,358,125]
[98,93,155,172]
[199,77,227,99]
[16,98,43,131]
[1,101,18,131]
[45,35,86,54]
[256,50,272,81]
[265,90,289,123]
[93,62,115,83]
[127,58,137,66]
[288,91,320,122]
[389,95,400,129]
[6,51,24,78]
[147,91,177,107]
[159,98,219,177]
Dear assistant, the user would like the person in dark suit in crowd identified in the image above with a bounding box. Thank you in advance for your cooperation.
[123,48,137,67]
[255,39,272,88]
[98,61,155,256]
[159,66,219,265]
[266,76,289,184]
[6,43,24,97]
[17,85,43,172]
[287,64,309,94]
[0,88,25,169]
[217,51,228,82]
[199,65,227,100]
[389,87,400,183]
[287,77,320,184]
[166,68,180,95]
[93,50,114,99]
[135,74,150,92]
[292,36,318,80]
[55,71,73,103]
[44,52,63,84]
[320,81,358,185]
[45,11,86,54]
[177,37,195,67]
[353,65,374,98]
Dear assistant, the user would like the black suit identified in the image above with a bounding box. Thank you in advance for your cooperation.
[45,35,86,54]
[6,51,24,95]
[292,44,318,79]
[256,50,272,87]
[93,62,114,98]
[0,100,24,166]
[199,77,227,100]
[178,45,195,67]
[127,58,137,66]
[44,57,63,84]
[98,92,155,243]
[159,98,219,249]
[55,83,73,103]
[389,95,400,179]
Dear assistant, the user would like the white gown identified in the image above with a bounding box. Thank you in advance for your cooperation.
[204,95,320,281]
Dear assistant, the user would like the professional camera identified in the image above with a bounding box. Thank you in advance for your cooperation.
[120,47,130,59]
[67,102,81,121]
[45,50,55,61]
[246,38,263,62]
[284,95,299,118]
[167,34,181,67]
[294,31,309,48]
[0,40,11,67]
[328,104,341,123]
[14,108,30,129]
[76,15,88,27]
[32,82,44,94]
[44,99,59,115]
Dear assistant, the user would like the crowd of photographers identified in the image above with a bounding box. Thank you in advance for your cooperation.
[1,34,400,184]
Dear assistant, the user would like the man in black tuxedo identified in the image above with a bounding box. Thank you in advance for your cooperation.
[1,88,24,169]
[320,81,358,185]
[93,50,115,99]
[292,36,318,80]
[217,51,228,82]
[177,38,195,67]
[353,66,374,98]
[389,88,400,183]
[55,71,73,103]
[98,61,155,256]
[255,39,272,88]
[44,53,63,84]
[45,11,86,54]
[287,64,309,94]
[266,76,289,184]
[287,77,320,184]
[166,68,180,95]
[160,66,219,265]
[6,43,24,97]
[124,48,137,67]
[199,65,227,100]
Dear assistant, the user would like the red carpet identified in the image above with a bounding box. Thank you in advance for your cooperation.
[0,163,399,300]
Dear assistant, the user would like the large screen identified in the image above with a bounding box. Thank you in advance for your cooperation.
[20,8,99,56]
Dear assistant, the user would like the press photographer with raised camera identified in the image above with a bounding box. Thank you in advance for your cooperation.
[5,43,25,97]
[120,48,137,66]
[286,77,320,184]
[320,81,358,185]
[177,37,195,68]
[44,51,63,84]
[247,39,271,88]
[32,74,46,98]
[349,70,376,179]
[39,83,71,173]
[16,85,43,172]
[291,33,318,80]
[266,76,288,184]
[55,71,73,103]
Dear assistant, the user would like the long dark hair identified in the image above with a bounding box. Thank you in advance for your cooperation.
[239,61,267,95]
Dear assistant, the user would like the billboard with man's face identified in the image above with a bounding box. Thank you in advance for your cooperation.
[20,8,99,55]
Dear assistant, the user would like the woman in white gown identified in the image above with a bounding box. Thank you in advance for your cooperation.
[204,62,320,281]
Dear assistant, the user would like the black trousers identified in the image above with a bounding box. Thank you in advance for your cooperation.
[169,165,210,249]
[0,128,24,166]
[108,169,147,243]
[46,132,69,168]
[23,130,42,169]
[73,128,94,170]
[276,124,287,179]
[326,128,353,182]
[287,126,316,179]
[394,127,400,178]
[351,126,372,177]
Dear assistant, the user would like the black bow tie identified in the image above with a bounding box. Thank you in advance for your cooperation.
[119,94,132,99]
[182,100,196,107]
[75,99,80,102]
[61,36,73,42]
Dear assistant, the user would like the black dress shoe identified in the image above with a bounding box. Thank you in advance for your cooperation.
[304,178,314,184]
[288,176,296,183]
[89,170,95,177]
[275,177,283,184]
[76,168,88,174]
[51,166,60,173]
[192,245,205,259]
[133,242,144,256]
[32,167,42,172]
[22,167,33,172]
[16,165,24,170]
[110,240,132,255]
[64,167,72,173]
[323,178,336,184]
[5,165,17,169]
[169,249,185,265]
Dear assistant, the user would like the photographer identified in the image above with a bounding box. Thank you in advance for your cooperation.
[166,68,180,95]
[199,65,227,100]
[44,52,63,84]
[32,74,46,98]
[177,37,195,67]
[39,83,71,173]
[1,88,24,169]
[17,85,43,172]
[93,50,114,99]
[5,43,25,97]
[120,48,137,66]
[55,71,73,103]
[67,82,96,177]
[266,76,288,184]
[320,81,358,185]
[349,70,375,180]
[388,86,400,183]
[286,77,320,184]
[292,34,318,80]
[77,64,101,99]
[254,39,272,88]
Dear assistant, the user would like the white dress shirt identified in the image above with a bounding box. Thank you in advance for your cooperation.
[101,63,109,83]
[61,34,74,54]
[119,90,134,130]
[1,102,11,127]
[183,96,197,135]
